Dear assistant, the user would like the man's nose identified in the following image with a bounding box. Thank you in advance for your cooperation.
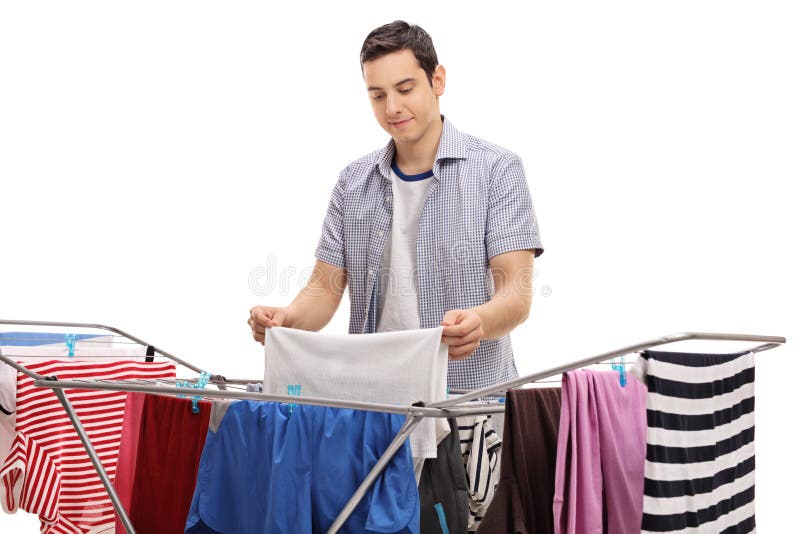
[385,93,403,116]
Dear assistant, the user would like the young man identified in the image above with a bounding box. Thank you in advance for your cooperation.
[248,21,543,391]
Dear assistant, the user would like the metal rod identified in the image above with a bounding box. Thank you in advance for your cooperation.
[0,319,204,374]
[327,415,425,534]
[49,383,136,534]
[33,379,480,418]
[430,332,787,408]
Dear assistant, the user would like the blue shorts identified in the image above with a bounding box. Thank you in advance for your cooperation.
[185,401,419,534]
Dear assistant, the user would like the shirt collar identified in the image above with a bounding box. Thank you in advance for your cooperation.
[375,115,467,181]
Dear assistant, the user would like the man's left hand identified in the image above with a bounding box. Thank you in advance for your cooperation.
[440,309,484,360]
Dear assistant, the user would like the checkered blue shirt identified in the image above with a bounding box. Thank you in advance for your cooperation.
[315,118,544,390]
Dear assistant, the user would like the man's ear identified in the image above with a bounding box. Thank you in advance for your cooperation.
[433,64,446,97]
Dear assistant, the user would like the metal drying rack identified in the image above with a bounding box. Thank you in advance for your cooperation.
[0,319,786,533]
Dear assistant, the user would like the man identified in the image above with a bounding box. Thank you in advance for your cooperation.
[249,20,543,391]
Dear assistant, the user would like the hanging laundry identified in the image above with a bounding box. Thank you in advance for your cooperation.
[0,361,15,467]
[418,418,469,533]
[478,387,561,534]
[114,393,211,534]
[631,350,756,534]
[185,400,419,534]
[0,332,110,347]
[552,370,647,534]
[263,326,449,460]
[114,392,147,533]
[0,359,176,534]
[1,344,150,361]
[1,342,151,467]
[457,414,502,532]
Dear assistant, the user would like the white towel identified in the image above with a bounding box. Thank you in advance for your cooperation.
[263,326,449,459]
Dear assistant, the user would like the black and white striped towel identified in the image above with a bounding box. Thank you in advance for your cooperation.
[631,350,756,534]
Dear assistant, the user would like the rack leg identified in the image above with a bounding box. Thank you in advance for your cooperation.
[51,387,137,534]
[326,415,424,534]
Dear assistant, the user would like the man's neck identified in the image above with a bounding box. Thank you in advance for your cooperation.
[393,118,444,175]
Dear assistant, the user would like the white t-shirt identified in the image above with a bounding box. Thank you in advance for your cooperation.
[376,166,433,333]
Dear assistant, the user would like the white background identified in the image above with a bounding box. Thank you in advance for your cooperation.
[1,1,797,531]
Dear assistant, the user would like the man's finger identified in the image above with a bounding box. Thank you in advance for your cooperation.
[442,328,481,346]
[441,322,470,337]
[251,310,271,327]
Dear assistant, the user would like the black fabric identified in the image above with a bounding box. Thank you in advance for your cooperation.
[145,345,155,363]
[477,388,561,534]
[647,396,755,431]
[419,418,469,533]
[640,350,751,367]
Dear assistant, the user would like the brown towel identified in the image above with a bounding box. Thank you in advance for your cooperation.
[477,387,561,534]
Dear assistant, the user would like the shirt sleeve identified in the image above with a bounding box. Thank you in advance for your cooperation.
[314,171,347,268]
[485,153,544,259]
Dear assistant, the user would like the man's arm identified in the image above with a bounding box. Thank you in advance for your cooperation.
[249,260,347,344]
[441,250,534,359]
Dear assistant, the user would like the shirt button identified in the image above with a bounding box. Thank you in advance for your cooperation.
[385,196,391,203]
[377,230,384,237]
[368,269,375,276]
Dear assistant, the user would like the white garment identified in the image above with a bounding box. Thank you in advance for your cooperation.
[0,358,15,468]
[0,344,148,361]
[263,326,448,459]
[376,169,433,333]
[458,415,502,532]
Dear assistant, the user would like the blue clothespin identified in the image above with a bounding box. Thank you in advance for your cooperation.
[287,384,301,414]
[611,357,627,387]
[65,334,76,358]
[191,372,211,413]
[175,372,211,413]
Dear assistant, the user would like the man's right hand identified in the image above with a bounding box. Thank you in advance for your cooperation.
[248,306,291,345]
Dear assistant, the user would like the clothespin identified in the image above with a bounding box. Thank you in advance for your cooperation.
[65,334,76,358]
[611,357,627,387]
[191,372,211,413]
[287,384,301,414]
[175,372,211,413]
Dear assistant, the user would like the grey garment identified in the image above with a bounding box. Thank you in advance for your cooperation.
[209,399,235,432]
[419,418,470,533]
[246,382,263,393]
[491,412,504,440]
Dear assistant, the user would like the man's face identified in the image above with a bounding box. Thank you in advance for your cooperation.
[363,49,445,147]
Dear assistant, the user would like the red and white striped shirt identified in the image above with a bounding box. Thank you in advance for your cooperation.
[0,360,175,534]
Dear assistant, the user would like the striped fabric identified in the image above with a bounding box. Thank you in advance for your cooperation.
[0,360,175,534]
[458,415,502,532]
[631,350,756,534]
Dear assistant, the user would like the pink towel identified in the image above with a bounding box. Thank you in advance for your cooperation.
[553,370,647,534]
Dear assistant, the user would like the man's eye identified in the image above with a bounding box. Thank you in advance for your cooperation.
[399,88,412,94]
[372,94,384,101]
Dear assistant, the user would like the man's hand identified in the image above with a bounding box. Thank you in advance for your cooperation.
[248,306,291,345]
[440,309,484,360]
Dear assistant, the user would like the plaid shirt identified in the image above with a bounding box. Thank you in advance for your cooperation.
[315,118,544,390]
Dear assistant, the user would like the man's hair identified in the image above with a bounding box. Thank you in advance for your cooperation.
[360,20,439,85]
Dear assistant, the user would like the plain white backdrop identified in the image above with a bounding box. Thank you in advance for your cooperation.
[1,1,797,531]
